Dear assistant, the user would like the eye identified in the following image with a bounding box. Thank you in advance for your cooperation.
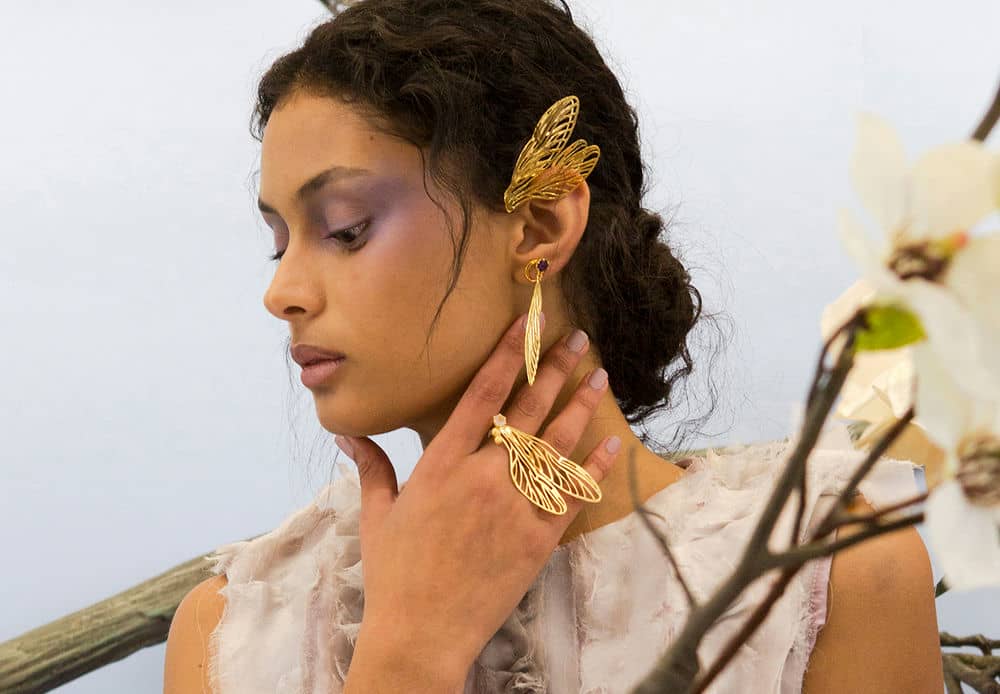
[268,220,370,262]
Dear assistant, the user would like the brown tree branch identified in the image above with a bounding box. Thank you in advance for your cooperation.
[972,76,1000,141]
[628,310,863,694]
[941,652,1000,693]
[942,632,1000,655]
[810,406,916,539]
[0,539,261,694]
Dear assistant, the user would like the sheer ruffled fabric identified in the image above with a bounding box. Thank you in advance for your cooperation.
[204,433,919,694]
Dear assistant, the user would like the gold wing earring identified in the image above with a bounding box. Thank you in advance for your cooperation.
[490,95,603,516]
[505,94,601,386]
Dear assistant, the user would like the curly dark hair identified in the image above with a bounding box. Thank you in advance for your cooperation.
[251,0,728,457]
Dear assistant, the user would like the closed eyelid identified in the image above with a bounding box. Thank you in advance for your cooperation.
[259,173,402,218]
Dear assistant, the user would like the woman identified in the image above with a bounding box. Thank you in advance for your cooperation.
[163,1,943,691]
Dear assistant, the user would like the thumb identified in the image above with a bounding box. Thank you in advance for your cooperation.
[335,435,398,537]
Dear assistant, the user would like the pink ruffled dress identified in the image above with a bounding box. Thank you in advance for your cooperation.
[203,435,919,694]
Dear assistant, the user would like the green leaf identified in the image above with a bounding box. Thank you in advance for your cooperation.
[855,304,927,351]
[935,577,949,598]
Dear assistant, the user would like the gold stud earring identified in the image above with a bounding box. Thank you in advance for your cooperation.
[523,257,549,386]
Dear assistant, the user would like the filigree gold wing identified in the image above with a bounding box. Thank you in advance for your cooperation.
[504,95,602,213]
[493,436,569,516]
[523,435,603,503]
[524,278,543,385]
[510,449,568,515]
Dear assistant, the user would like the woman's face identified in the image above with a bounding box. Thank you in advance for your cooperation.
[259,91,552,444]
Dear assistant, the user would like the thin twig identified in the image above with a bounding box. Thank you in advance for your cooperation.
[972,76,1000,141]
[627,445,697,608]
[689,567,800,694]
[824,490,929,529]
[693,512,925,693]
[770,512,924,568]
[629,311,861,694]
[810,407,916,539]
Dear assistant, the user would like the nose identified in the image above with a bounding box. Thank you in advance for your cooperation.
[262,239,324,321]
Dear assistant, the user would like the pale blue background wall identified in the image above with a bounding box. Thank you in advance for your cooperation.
[2,1,998,691]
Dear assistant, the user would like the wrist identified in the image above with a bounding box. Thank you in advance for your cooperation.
[344,620,470,694]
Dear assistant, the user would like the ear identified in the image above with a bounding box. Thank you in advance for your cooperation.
[508,180,591,275]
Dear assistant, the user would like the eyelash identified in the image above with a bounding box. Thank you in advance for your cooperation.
[268,220,370,262]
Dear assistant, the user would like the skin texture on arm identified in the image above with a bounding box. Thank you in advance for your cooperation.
[343,620,467,694]
[162,574,227,694]
[801,496,944,694]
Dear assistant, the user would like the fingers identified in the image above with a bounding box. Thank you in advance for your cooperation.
[439,312,540,455]
[335,435,399,561]
[536,365,609,462]
[502,326,593,436]
[528,364,613,515]
[560,434,623,520]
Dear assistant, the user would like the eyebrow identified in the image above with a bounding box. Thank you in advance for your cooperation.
[257,165,374,215]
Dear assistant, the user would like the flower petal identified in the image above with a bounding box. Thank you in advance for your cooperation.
[911,340,970,453]
[993,152,1000,210]
[909,141,1000,240]
[925,479,1000,590]
[837,208,897,293]
[877,354,917,419]
[943,234,1000,392]
[820,279,877,341]
[848,112,909,234]
[835,347,911,420]
[895,278,997,398]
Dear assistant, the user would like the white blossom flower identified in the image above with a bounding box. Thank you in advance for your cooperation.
[830,113,1000,588]
[820,279,949,483]
[912,341,1000,590]
[837,112,1000,400]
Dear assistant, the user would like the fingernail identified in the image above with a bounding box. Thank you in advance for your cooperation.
[588,368,608,389]
[567,329,588,353]
[540,311,546,330]
[335,435,355,458]
[605,436,622,454]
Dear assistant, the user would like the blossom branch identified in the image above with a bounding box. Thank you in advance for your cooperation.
[629,310,863,694]
[822,490,929,530]
[810,405,917,539]
[691,505,926,693]
[971,76,1000,141]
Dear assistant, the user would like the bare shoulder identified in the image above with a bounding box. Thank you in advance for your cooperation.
[801,495,943,694]
[163,574,228,694]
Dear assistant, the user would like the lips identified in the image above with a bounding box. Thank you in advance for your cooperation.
[291,344,346,367]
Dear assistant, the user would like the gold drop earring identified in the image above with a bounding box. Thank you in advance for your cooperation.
[487,95,604,516]
[523,256,549,386]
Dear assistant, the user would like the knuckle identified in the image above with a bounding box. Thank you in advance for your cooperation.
[549,348,576,376]
[471,375,507,407]
[546,427,576,456]
[504,326,526,354]
[512,389,546,419]
[578,376,604,405]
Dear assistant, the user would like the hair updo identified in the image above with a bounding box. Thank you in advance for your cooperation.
[252,0,723,455]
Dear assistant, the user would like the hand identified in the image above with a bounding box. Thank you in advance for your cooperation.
[336,313,621,686]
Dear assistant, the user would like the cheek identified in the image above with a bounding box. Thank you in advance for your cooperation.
[342,214,456,364]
